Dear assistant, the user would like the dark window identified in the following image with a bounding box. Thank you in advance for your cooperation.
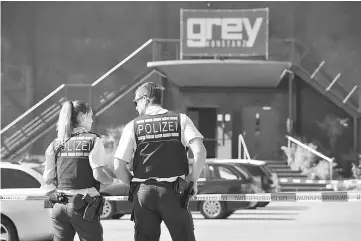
[239,165,263,176]
[208,165,239,180]
[1,168,41,189]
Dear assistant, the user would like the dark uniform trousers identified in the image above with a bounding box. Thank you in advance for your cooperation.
[51,202,103,241]
[133,180,196,241]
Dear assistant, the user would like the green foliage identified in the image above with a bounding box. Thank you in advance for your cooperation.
[100,125,125,169]
[281,139,336,180]
[100,126,125,153]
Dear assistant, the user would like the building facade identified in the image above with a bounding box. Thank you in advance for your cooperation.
[1,2,360,168]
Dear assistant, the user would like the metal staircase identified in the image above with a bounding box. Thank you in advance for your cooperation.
[291,44,360,118]
[1,38,359,163]
[1,39,166,161]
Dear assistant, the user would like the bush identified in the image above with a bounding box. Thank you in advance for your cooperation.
[281,138,336,180]
[100,125,125,170]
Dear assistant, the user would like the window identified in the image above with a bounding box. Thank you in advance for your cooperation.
[233,165,251,180]
[208,165,239,180]
[1,168,41,189]
[241,165,262,176]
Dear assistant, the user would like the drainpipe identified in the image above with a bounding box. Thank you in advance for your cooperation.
[287,70,295,148]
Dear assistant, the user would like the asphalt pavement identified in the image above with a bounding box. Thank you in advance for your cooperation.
[75,202,361,241]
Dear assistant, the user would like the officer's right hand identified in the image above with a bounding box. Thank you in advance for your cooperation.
[190,181,198,198]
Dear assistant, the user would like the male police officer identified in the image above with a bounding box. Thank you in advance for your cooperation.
[113,82,207,241]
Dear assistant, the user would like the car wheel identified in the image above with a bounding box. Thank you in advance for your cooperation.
[1,217,19,241]
[100,198,115,220]
[200,201,226,219]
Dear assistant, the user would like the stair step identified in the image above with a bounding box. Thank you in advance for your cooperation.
[267,164,290,168]
[280,183,329,187]
[278,178,330,184]
[274,170,302,174]
[272,168,292,173]
[264,160,288,165]
[281,186,334,192]
[276,173,308,178]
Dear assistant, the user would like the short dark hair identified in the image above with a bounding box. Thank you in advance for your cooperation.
[136,82,165,105]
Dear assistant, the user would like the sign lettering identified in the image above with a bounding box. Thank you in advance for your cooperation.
[187,17,263,48]
[181,9,269,57]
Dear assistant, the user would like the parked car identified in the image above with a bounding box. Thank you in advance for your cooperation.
[0,163,53,241]
[100,159,262,219]
[221,159,280,207]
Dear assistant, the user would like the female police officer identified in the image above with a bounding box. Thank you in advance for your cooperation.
[113,82,207,241]
[43,100,117,241]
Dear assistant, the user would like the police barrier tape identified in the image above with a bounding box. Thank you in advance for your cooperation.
[1,192,361,202]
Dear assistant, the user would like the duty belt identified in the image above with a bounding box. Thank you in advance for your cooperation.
[132,175,186,183]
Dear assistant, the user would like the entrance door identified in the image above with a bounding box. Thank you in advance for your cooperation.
[187,107,217,158]
[242,106,280,160]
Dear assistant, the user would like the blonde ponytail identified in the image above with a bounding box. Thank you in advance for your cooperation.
[57,101,74,140]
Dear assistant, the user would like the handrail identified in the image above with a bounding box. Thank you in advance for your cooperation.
[95,69,162,116]
[152,38,180,42]
[238,134,251,160]
[91,39,153,87]
[0,84,65,134]
[1,39,155,135]
[286,135,334,182]
[286,135,333,163]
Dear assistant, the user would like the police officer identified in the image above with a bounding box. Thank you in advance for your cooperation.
[43,100,118,241]
[113,82,207,241]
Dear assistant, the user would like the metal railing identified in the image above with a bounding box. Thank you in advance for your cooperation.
[151,38,301,63]
[238,134,251,160]
[0,39,163,160]
[151,38,360,116]
[286,135,334,183]
[296,44,360,115]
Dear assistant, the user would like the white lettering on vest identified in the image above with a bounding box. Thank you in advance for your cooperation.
[145,124,152,134]
[138,125,144,135]
[152,123,159,133]
[162,122,168,132]
[168,121,174,132]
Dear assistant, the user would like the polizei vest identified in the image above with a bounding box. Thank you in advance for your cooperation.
[53,132,100,190]
[133,111,188,179]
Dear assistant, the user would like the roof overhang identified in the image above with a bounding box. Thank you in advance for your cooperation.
[147,60,292,87]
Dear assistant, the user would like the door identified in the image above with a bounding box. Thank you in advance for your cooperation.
[242,106,280,160]
[187,107,217,158]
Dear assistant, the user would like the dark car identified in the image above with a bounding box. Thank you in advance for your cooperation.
[100,159,261,219]
[225,159,280,207]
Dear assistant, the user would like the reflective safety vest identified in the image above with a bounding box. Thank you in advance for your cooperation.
[133,111,188,179]
[53,132,100,191]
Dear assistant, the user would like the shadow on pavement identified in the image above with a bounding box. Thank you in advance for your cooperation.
[232,212,299,215]
[261,206,310,211]
[193,217,296,221]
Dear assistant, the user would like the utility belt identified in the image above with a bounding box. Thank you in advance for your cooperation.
[128,176,194,221]
[48,192,105,221]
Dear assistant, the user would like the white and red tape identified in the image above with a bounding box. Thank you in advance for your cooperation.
[1,192,361,202]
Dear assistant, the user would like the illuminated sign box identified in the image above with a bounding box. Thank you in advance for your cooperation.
[180,8,269,58]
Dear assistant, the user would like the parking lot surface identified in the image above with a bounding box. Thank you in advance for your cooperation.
[74,201,361,241]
